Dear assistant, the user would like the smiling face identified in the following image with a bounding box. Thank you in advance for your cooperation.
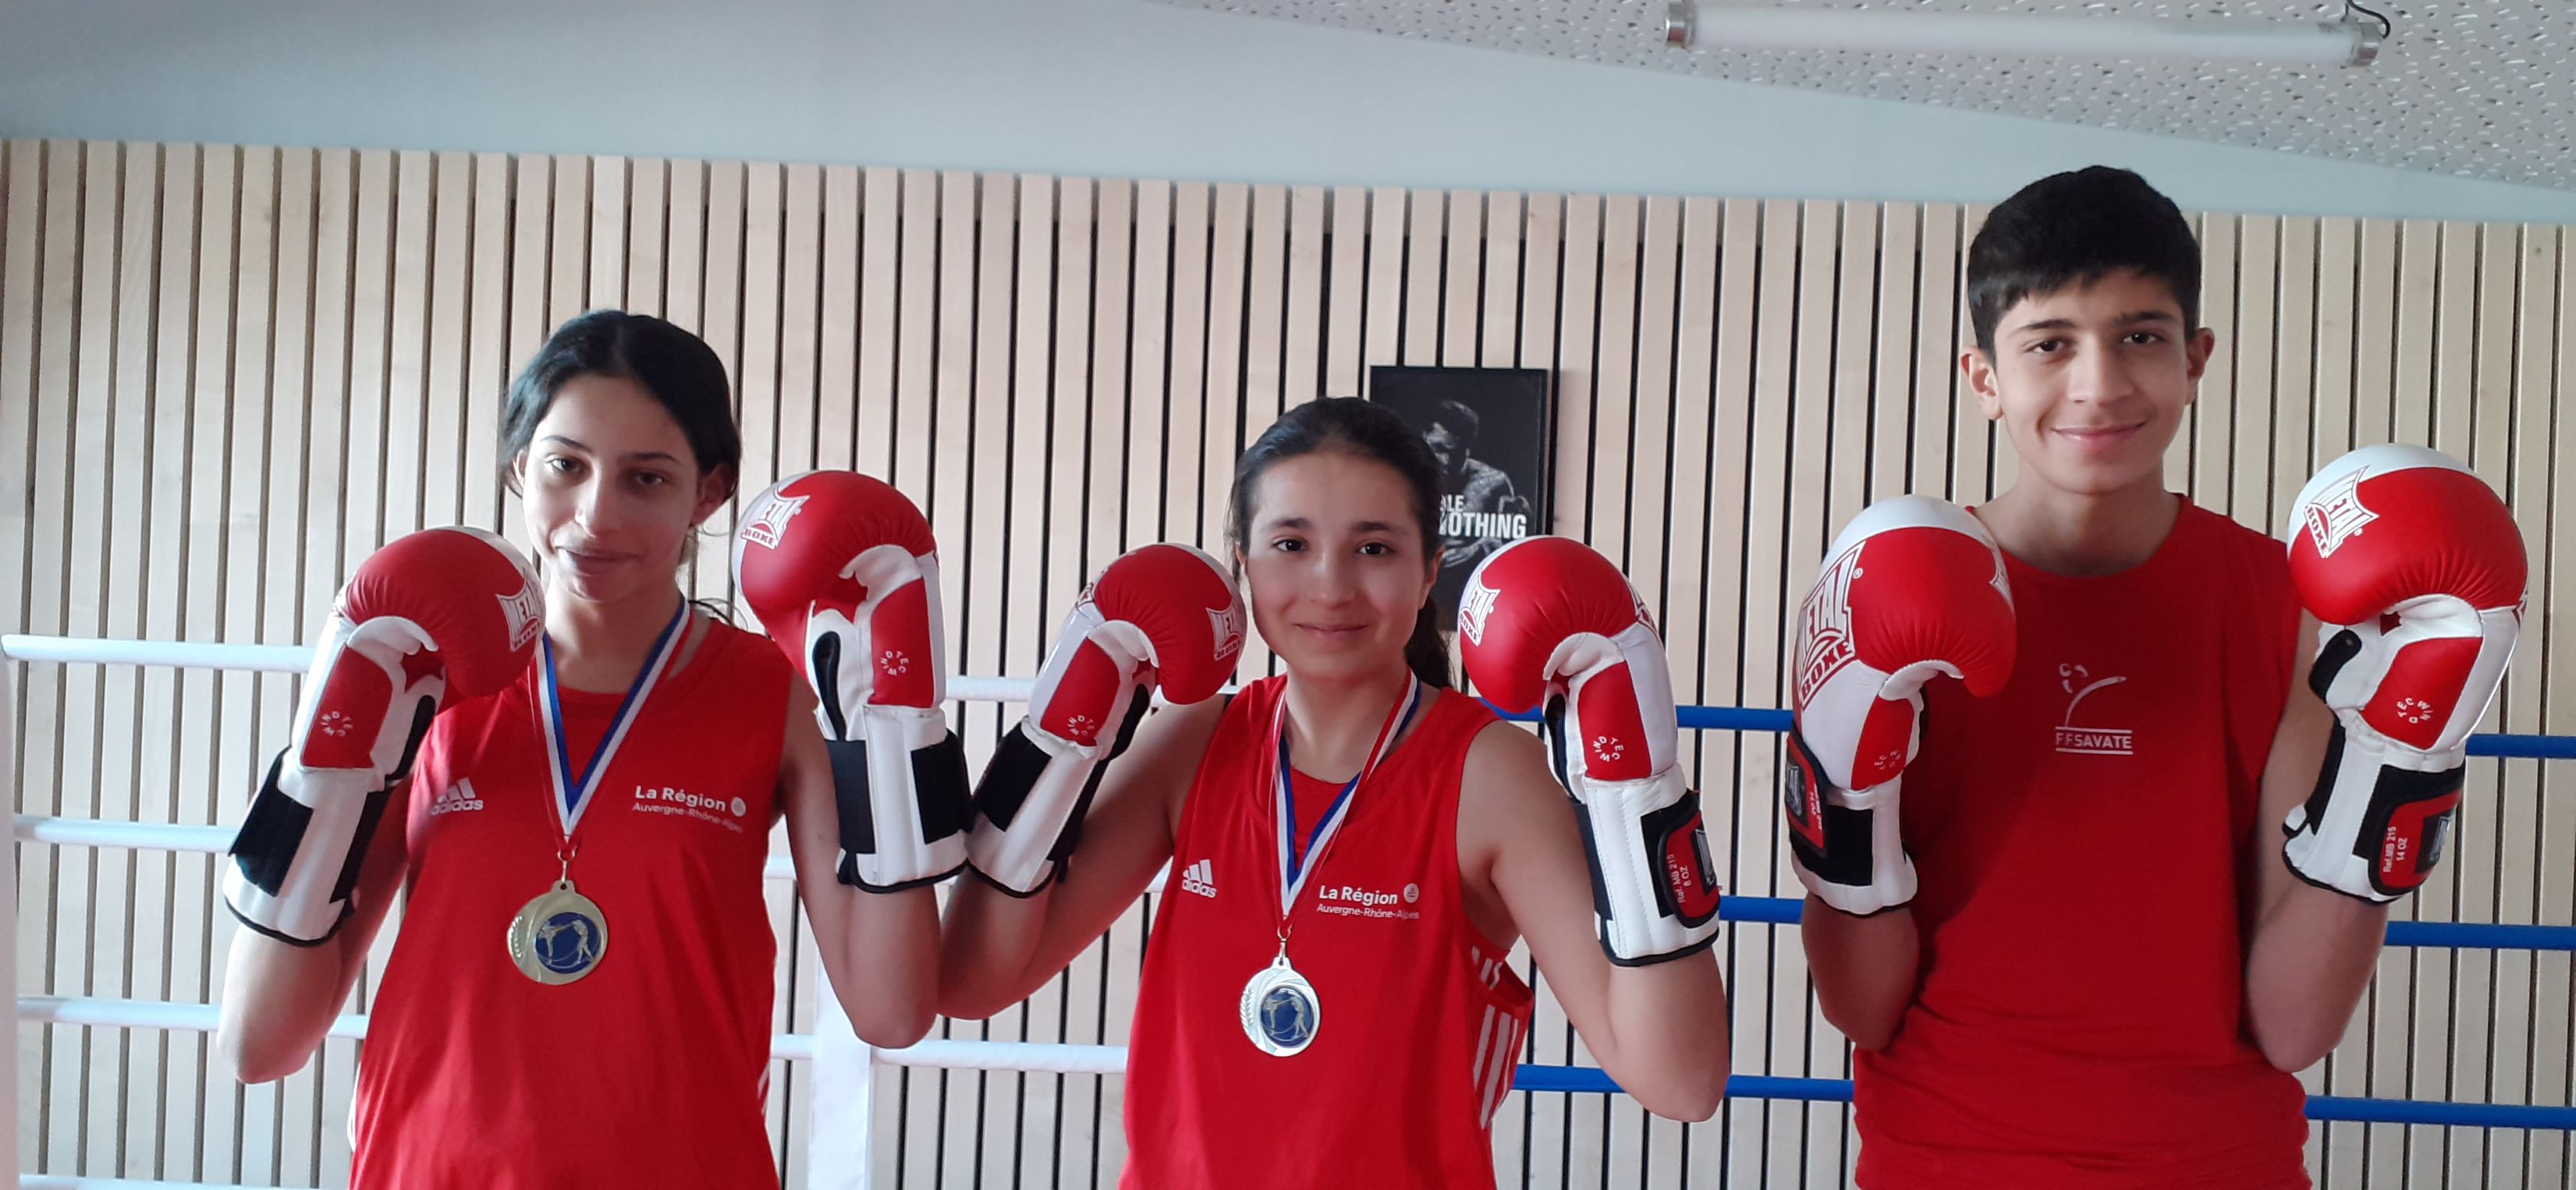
[1236,450,1441,689]
[514,373,733,607]
[1964,267,2212,501]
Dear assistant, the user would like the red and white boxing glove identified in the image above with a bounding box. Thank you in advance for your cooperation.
[735,471,970,891]
[225,526,542,944]
[1459,537,1719,965]
[966,544,1244,896]
[1783,498,2016,917]
[2283,444,2526,901]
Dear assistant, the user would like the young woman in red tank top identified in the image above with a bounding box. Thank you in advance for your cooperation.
[939,398,1730,1188]
[214,311,940,1188]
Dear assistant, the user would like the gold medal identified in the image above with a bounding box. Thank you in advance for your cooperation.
[507,878,609,985]
[1239,947,1321,1057]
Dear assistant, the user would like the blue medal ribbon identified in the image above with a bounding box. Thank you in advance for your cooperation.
[1268,676,1425,926]
[537,601,689,838]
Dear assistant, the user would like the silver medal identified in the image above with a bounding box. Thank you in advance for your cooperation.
[1239,950,1322,1057]
[1240,679,1421,1057]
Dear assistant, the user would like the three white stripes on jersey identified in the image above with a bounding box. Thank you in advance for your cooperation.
[1469,1008,1523,1125]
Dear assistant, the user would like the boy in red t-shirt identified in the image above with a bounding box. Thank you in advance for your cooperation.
[1777,167,2525,1187]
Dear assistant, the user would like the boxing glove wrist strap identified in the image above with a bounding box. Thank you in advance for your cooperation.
[1782,723,1918,917]
[966,693,1150,896]
[1543,700,1723,965]
[829,705,971,891]
[2283,710,2465,903]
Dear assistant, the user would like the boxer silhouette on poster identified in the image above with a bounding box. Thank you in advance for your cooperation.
[1368,366,1551,622]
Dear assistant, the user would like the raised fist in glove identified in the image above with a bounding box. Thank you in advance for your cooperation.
[1783,498,2016,917]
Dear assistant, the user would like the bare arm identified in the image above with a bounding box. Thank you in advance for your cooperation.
[1465,723,1730,1121]
[1798,898,1920,1053]
[783,685,942,1048]
[938,697,1224,1019]
[2244,612,2390,1071]
[215,791,408,1083]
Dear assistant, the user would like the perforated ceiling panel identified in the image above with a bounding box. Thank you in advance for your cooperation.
[1144,1,2576,190]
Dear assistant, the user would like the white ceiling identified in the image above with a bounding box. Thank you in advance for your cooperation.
[1144,1,2576,192]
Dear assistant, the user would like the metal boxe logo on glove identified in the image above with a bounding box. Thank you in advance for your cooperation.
[495,583,544,653]
[1457,576,1501,647]
[2299,469,2379,559]
[1793,547,1862,709]
[1207,602,1244,662]
[740,491,808,551]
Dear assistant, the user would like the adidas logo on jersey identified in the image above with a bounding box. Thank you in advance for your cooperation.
[1180,859,1216,898]
[428,779,484,816]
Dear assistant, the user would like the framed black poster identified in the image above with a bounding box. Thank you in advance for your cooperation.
[1367,365,1552,622]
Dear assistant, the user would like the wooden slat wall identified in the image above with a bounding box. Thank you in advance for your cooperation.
[5,139,2574,1190]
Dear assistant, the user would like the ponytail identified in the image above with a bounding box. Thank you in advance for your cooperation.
[1403,598,1454,690]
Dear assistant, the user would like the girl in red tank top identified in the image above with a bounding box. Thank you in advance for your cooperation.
[939,398,1731,1189]
[213,312,942,1189]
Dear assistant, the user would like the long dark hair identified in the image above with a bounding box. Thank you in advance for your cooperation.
[1226,398,1453,689]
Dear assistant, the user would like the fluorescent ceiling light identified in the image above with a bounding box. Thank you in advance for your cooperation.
[1662,2,2382,67]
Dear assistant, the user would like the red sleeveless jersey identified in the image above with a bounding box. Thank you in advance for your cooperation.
[1854,502,2310,1187]
[349,618,794,1190]
[1123,678,1535,1188]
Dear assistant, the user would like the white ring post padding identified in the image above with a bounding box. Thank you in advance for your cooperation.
[807,967,874,1190]
[5,664,19,1190]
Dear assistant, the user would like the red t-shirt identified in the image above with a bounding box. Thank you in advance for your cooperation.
[349,620,793,1190]
[1853,501,2311,1188]
[1123,678,1535,1188]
